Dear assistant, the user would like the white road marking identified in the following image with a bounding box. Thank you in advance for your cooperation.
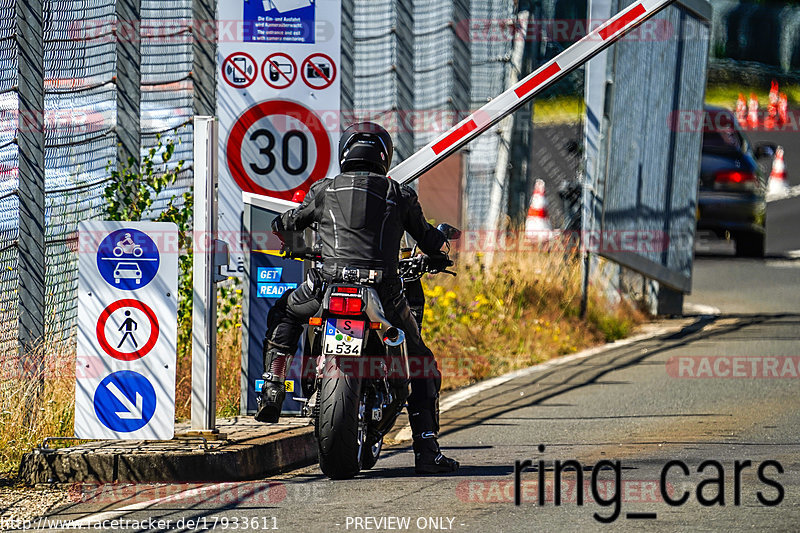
[766,184,800,202]
[65,482,236,527]
[683,302,722,316]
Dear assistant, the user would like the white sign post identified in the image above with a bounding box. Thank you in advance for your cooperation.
[217,0,342,272]
[75,221,178,440]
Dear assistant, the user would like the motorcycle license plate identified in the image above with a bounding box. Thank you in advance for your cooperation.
[323,319,364,356]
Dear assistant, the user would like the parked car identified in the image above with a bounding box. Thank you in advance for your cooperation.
[697,106,775,257]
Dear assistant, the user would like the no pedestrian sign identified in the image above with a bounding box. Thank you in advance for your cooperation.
[75,221,178,440]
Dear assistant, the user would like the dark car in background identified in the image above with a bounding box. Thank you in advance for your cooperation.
[697,106,775,257]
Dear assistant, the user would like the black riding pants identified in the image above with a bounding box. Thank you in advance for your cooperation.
[265,276,441,437]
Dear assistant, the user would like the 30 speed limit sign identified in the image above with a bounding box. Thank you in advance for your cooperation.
[226,100,332,200]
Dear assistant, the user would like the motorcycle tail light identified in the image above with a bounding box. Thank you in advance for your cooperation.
[334,287,359,294]
[345,298,362,315]
[329,296,346,313]
[329,296,362,315]
[714,170,756,190]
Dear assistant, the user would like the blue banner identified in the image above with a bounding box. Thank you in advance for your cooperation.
[243,0,315,44]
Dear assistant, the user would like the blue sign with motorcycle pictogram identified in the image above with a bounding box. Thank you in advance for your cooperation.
[93,370,157,433]
[96,229,160,290]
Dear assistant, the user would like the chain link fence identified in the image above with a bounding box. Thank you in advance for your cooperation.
[1,0,607,358]
[0,0,194,358]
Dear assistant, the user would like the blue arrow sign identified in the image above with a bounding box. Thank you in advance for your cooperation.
[96,228,160,290]
[93,371,157,432]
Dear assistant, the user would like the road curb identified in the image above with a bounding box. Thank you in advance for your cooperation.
[19,426,317,485]
[19,320,693,486]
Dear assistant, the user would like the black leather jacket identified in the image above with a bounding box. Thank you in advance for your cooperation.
[275,171,446,277]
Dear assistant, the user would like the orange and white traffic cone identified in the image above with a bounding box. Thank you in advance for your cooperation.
[525,179,553,242]
[747,93,759,129]
[778,92,788,126]
[736,93,747,127]
[765,81,779,130]
[767,146,789,198]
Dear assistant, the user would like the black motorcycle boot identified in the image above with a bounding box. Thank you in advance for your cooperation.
[409,406,459,474]
[412,432,460,474]
[254,342,293,423]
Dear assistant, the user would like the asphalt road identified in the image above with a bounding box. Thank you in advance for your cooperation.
[37,203,800,531]
[28,130,800,533]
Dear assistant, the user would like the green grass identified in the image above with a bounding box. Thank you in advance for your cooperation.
[704,82,800,110]
[519,81,800,126]
[422,244,645,391]
[532,96,585,125]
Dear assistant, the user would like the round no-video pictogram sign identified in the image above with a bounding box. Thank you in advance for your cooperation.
[301,53,336,90]
[262,53,297,90]
[222,52,258,89]
[226,100,332,200]
[96,299,160,361]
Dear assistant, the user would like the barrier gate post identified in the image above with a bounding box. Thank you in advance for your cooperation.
[241,193,308,416]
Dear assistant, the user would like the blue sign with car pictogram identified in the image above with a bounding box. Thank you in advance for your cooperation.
[96,228,160,290]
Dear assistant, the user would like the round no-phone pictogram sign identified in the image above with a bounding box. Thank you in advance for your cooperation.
[226,100,332,200]
[222,52,258,89]
[301,53,336,90]
[96,299,160,362]
[262,53,297,90]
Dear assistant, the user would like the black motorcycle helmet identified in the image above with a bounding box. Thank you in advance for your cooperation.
[338,122,393,175]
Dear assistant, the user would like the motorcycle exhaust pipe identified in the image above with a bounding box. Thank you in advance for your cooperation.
[382,327,410,405]
[383,327,404,347]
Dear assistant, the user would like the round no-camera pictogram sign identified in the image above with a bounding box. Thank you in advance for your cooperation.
[262,53,297,90]
[301,53,336,90]
[222,52,258,89]
[226,100,332,200]
[96,299,160,362]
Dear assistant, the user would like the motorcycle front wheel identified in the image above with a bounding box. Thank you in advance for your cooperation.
[316,355,364,479]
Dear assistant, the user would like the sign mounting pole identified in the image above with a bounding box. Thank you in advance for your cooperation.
[387,0,677,186]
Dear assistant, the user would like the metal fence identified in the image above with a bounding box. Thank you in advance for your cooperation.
[5,0,701,356]
[343,0,518,231]
[583,0,711,312]
[0,0,196,358]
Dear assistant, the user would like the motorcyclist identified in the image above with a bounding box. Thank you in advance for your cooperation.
[255,122,459,474]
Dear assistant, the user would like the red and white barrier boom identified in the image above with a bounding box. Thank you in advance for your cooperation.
[389,0,677,186]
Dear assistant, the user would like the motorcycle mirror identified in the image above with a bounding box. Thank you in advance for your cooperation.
[436,223,462,241]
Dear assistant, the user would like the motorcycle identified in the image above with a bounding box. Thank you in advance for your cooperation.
[287,223,461,479]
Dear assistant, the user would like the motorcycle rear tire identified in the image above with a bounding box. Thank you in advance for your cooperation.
[317,356,363,479]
